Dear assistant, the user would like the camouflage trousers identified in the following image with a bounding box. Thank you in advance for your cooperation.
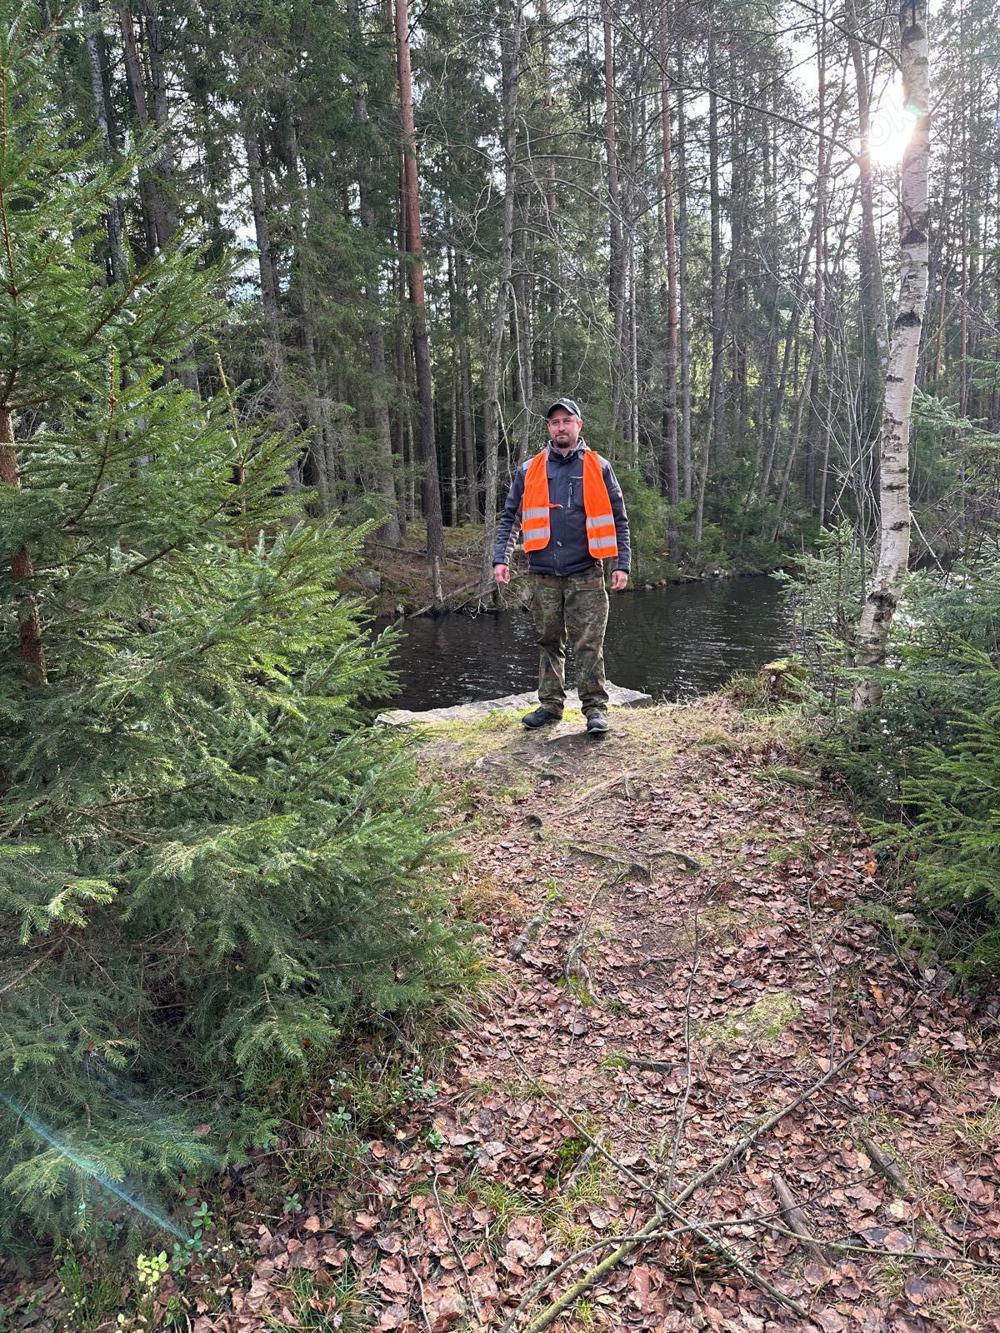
[528,568,610,717]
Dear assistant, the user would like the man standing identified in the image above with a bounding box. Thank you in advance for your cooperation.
[493,399,630,734]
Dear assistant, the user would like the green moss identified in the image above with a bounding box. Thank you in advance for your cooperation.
[699,990,801,1052]
[669,903,768,955]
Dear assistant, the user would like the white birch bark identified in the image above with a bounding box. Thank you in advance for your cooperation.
[853,0,930,710]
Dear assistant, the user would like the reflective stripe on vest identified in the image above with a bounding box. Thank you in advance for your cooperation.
[520,447,618,559]
[520,453,551,551]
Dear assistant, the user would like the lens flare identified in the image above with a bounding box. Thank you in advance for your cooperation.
[868,82,922,165]
[0,1090,187,1239]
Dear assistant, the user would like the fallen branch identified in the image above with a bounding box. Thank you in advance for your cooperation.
[518,1196,808,1332]
[766,1221,1000,1270]
[431,1169,483,1325]
[771,1172,828,1263]
[493,1011,812,1329]
[509,898,556,961]
[493,999,917,1331]
[860,1135,907,1193]
[673,1002,918,1208]
[498,1217,753,1333]
[406,576,484,620]
[560,769,638,815]
[500,1206,1000,1333]
[663,907,700,1198]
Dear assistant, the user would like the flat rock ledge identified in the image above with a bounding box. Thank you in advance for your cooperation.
[376,682,653,727]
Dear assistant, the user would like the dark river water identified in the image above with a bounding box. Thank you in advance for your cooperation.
[381,575,792,711]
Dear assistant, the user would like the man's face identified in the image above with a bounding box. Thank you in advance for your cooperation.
[547,410,582,449]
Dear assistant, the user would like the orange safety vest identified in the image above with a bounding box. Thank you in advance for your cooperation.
[521,447,618,559]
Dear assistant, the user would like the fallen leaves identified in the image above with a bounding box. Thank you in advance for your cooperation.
[59,700,998,1333]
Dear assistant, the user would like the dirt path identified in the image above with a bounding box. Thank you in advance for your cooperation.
[6,699,997,1333]
[308,698,997,1333]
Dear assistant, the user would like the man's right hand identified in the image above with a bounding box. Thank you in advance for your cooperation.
[494,563,510,586]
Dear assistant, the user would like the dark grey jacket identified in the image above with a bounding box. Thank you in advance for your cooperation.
[492,442,631,576]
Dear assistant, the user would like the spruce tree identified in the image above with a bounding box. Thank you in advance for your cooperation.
[0,5,467,1249]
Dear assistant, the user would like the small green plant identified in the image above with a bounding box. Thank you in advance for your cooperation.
[553,1134,589,1176]
[169,1197,214,1275]
[135,1249,169,1323]
[55,1246,122,1333]
[136,1251,169,1290]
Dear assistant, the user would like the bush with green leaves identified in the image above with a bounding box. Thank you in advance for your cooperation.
[0,9,471,1251]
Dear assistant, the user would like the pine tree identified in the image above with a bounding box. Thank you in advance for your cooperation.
[0,5,469,1249]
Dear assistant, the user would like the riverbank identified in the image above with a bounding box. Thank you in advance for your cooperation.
[356,525,777,618]
[6,692,997,1331]
[373,576,790,712]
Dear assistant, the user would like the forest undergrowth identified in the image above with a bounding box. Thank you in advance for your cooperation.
[4,696,998,1333]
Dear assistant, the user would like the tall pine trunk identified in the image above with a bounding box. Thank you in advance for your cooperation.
[454,249,478,521]
[243,127,294,473]
[676,60,692,501]
[117,6,169,252]
[601,0,625,435]
[82,0,127,286]
[696,15,725,549]
[658,0,679,511]
[350,0,401,546]
[481,1,522,590]
[394,0,443,604]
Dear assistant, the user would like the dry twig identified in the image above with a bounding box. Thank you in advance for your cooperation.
[672,1001,918,1208]
[859,1134,907,1192]
[509,897,557,961]
[771,1171,829,1262]
[663,908,700,1198]
[431,1169,483,1324]
[492,998,918,1331]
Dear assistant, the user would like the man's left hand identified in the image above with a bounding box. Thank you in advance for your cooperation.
[610,570,629,592]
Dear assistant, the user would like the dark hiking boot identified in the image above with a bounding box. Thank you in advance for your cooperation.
[522,706,561,729]
[585,711,610,735]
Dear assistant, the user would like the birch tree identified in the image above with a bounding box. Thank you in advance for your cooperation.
[854,0,931,709]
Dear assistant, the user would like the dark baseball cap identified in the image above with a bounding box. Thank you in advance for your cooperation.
[546,398,582,419]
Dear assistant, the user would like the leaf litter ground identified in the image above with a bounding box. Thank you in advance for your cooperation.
[8,698,999,1332]
[224,699,999,1333]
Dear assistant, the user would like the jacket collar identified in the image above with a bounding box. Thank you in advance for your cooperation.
[546,438,588,462]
